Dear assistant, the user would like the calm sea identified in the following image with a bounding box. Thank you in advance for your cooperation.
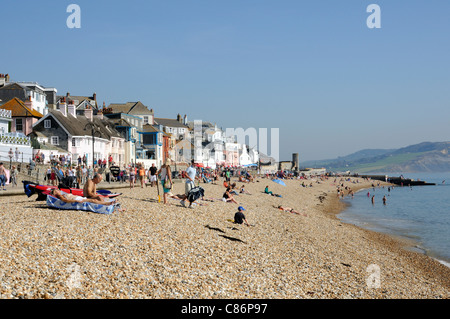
[339,173,450,267]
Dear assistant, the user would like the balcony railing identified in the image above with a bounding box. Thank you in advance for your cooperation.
[0,109,12,119]
[0,132,31,145]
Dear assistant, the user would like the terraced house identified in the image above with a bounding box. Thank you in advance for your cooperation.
[30,98,125,167]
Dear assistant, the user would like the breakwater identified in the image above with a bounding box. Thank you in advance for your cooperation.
[358,174,436,186]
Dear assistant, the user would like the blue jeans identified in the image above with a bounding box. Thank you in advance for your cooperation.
[0,174,6,187]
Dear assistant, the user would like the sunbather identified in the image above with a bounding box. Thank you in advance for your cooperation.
[51,189,116,206]
[276,205,307,216]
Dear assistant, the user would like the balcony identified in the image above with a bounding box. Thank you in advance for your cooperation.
[0,132,31,145]
[0,109,12,119]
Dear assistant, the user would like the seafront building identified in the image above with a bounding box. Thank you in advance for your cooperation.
[0,72,262,170]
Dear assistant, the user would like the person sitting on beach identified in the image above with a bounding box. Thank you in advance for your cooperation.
[264,185,273,195]
[51,189,116,206]
[239,175,249,183]
[239,185,251,195]
[83,173,104,201]
[223,187,239,204]
[234,206,250,226]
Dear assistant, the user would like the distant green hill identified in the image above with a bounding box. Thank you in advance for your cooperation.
[303,142,450,173]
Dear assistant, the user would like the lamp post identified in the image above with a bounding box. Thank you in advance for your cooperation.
[131,138,138,165]
[84,122,102,169]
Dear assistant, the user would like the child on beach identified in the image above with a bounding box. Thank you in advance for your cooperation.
[234,206,250,226]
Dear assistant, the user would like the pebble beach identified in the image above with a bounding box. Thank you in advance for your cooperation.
[0,176,448,299]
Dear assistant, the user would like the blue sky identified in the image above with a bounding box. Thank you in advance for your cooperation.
[2,0,449,161]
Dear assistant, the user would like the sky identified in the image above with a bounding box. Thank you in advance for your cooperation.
[1,0,449,162]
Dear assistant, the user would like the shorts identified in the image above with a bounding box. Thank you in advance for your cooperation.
[162,180,172,194]
[150,175,157,182]
[185,181,194,195]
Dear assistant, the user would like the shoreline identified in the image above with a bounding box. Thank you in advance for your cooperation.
[320,180,450,289]
[335,183,450,269]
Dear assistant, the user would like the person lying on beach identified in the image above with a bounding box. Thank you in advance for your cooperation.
[51,188,116,206]
[276,205,307,216]
[223,187,239,204]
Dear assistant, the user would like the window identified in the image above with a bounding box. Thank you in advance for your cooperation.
[143,116,149,124]
[44,119,51,128]
[15,119,23,132]
[51,136,59,145]
[72,138,76,147]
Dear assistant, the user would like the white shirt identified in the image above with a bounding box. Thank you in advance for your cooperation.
[185,166,196,183]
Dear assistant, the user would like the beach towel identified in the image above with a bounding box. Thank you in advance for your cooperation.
[46,192,117,214]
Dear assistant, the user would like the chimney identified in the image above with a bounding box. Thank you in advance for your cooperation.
[183,114,187,125]
[59,97,67,117]
[67,100,76,118]
[24,96,33,110]
[84,106,93,121]
[93,93,97,101]
[177,113,182,123]
[96,109,103,120]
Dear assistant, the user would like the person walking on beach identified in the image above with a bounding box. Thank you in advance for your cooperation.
[158,159,174,205]
[185,160,196,197]
[138,165,146,188]
[129,166,136,189]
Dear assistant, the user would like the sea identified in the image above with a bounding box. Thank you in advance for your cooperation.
[338,172,450,268]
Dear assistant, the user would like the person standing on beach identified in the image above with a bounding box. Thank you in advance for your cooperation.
[158,159,176,205]
[10,165,18,188]
[185,160,196,197]
[0,163,7,190]
[149,163,157,187]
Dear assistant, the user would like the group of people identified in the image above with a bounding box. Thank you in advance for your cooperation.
[0,162,19,190]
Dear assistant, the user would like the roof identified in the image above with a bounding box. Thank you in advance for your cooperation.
[140,124,160,133]
[1,97,43,118]
[106,101,154,115]
[57,94,98,109]
[154,117,189,128]
[41,110,123,140]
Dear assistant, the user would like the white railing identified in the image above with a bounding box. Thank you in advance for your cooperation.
[0,109,12,119]
[0,132,31,145]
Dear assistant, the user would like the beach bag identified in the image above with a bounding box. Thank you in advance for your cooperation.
[164,175,172,189]
[187,186,204,203]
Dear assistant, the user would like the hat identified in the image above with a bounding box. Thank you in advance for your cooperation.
[238,206,245,211]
